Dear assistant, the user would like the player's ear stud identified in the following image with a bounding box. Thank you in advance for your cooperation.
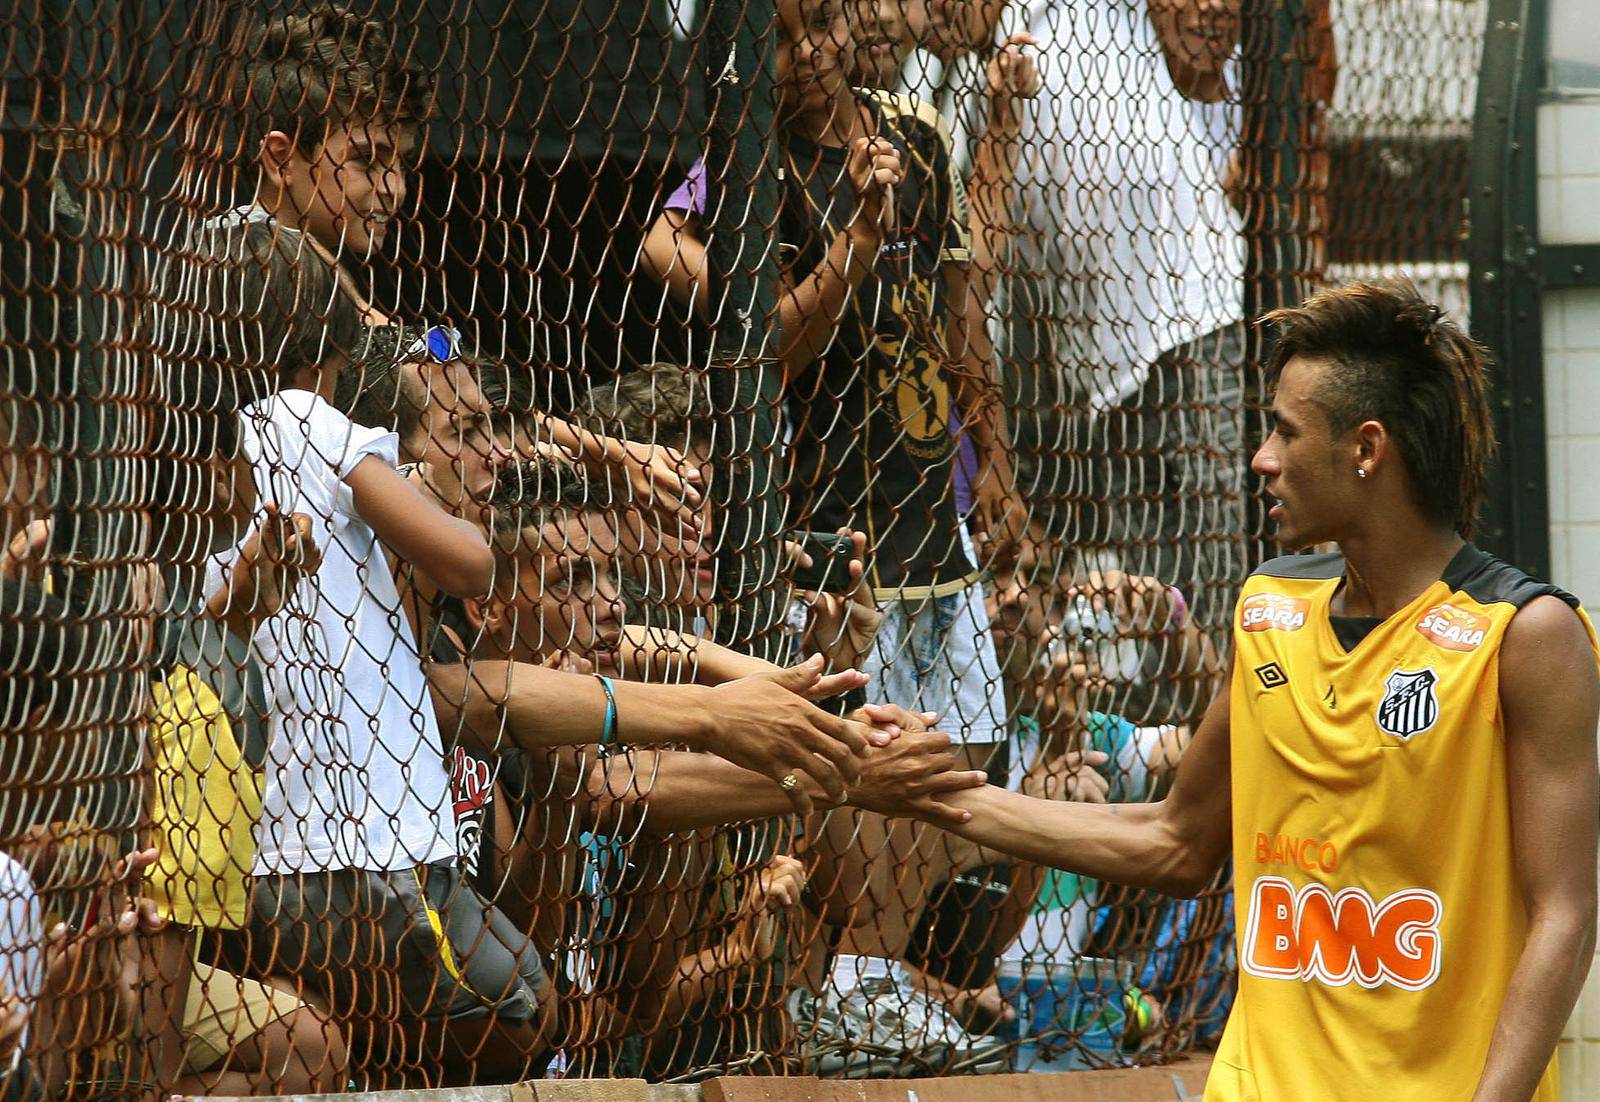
[1356,467,1367,479]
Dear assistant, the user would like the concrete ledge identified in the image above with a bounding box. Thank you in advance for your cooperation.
[188,1057,1212,1102]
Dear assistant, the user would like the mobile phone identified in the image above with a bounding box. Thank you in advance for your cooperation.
[789,530,858,594]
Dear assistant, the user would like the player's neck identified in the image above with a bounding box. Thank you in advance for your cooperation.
[1335,523,1464,619]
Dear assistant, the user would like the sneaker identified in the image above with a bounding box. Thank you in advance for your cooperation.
[787,985,904,1078]
[890,972,1011,1075]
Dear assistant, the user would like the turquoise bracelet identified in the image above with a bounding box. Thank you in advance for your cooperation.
[595,674,618,748]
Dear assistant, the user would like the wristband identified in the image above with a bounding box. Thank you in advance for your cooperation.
[595,675,618,748]
[1161,586,1190,637]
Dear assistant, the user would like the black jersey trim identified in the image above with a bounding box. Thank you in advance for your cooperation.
[1441,543,1581,611]
[1249,551,1344,581]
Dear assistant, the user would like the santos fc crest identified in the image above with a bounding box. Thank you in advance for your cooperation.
[1376,667,1440,740]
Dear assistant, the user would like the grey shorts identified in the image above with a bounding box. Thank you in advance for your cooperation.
[249,862,547,1023]
[864,574,1006,748]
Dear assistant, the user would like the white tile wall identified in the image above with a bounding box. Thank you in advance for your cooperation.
[1542,301,1600,600]
[1541,98,1600,1102]
[1542,101,1600,245]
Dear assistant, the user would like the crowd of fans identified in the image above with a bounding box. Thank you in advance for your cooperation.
[0,0,1333,1093]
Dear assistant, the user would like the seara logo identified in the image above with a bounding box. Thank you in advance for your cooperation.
[1415,602,1490,653]
[1240,593,1311,633]
[1241,876,1442,991]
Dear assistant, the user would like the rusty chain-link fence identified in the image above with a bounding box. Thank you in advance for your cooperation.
[0,0,1481,1094]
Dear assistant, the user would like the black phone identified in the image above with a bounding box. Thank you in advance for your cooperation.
[789,530,858,594]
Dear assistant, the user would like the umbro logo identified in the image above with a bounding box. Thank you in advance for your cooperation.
[1255,662,1288,690]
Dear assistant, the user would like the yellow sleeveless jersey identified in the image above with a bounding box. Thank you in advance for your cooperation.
[1208,544,1597,1102]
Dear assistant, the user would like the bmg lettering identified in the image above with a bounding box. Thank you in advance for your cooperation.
[1242,876,1442,991]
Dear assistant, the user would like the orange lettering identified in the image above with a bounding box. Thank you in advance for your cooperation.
[1251,832,1339,873]
[1242,877,1442,991]
[1244,878,1300,976]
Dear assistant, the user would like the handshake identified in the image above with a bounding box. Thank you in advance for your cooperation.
[697,653,989,824]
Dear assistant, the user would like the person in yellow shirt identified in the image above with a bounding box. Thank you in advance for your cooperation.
[877,278,1600,1101]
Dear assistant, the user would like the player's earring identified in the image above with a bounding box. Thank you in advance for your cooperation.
[1356,467,1368,479]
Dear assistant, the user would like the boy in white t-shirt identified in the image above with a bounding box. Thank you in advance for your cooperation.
[200,230,556,1083]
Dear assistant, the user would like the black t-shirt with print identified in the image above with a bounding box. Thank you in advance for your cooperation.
[780,90,974,593]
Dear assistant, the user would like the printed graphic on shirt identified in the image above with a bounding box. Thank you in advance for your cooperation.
[1415,602,1491,653]
[451,748,494,876]
[869,264,949,458]
[1376,667,1440,740]
[1240,592,1310,633]
[1241,876,1443,991]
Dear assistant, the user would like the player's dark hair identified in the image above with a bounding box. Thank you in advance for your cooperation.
[1262,278,1496,538]
[231,3,431,158]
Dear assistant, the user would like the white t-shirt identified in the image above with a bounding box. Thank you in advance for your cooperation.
[1009,0,1243,406]
[0,853,40,1067]
[223,390,456,874]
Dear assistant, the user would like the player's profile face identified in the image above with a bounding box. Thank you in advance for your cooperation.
[1252,355,1356,551]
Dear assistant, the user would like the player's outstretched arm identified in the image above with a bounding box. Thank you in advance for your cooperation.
[1474,596,1600,1102]
[925,662,1237,897]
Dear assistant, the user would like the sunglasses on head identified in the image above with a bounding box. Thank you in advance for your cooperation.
[405,324,463,364]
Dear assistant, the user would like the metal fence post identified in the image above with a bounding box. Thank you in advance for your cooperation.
[1468,0,1551,575]
[1241,0,1307,564]
[703,0,785,660]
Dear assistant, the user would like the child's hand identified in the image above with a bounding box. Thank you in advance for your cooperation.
[0,517,51,578]
[1065,569,1181,636]
[736,854,808,962]
[542,650,595,676]
[801,528,883,673]
[846,135,906,239]
[248,503,322,616]
[615,441,704,539]
[38,847,164,1056]
[1022,747,1112,804]
[985,32,1041,132]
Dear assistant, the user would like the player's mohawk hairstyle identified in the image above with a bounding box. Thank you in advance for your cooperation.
[1261,278,1497,538]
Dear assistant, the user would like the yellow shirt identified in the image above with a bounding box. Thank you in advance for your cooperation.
[147,665,262,929]
[1209,544,1595,1102]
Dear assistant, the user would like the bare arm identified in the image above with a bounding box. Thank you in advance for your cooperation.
[776,136,903,383]
[965,34,1039,307]
[616,623,777,685]
[641,209,711,318]
[926,665,1236,896]
[944,260,1021,556]
[428,655,884,812]
[345,455,494,597]
[1473,597,1599,1102]
[588,722,986,836]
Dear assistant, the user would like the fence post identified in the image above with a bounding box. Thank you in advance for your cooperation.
[1241,0,1308,564]
[703,0,785,660]
[1468,0,1550,576]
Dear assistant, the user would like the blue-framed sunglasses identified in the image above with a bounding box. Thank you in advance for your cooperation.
[406,324,463,364]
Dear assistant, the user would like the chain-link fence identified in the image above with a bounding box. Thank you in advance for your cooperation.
[0,0,1482,1094]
